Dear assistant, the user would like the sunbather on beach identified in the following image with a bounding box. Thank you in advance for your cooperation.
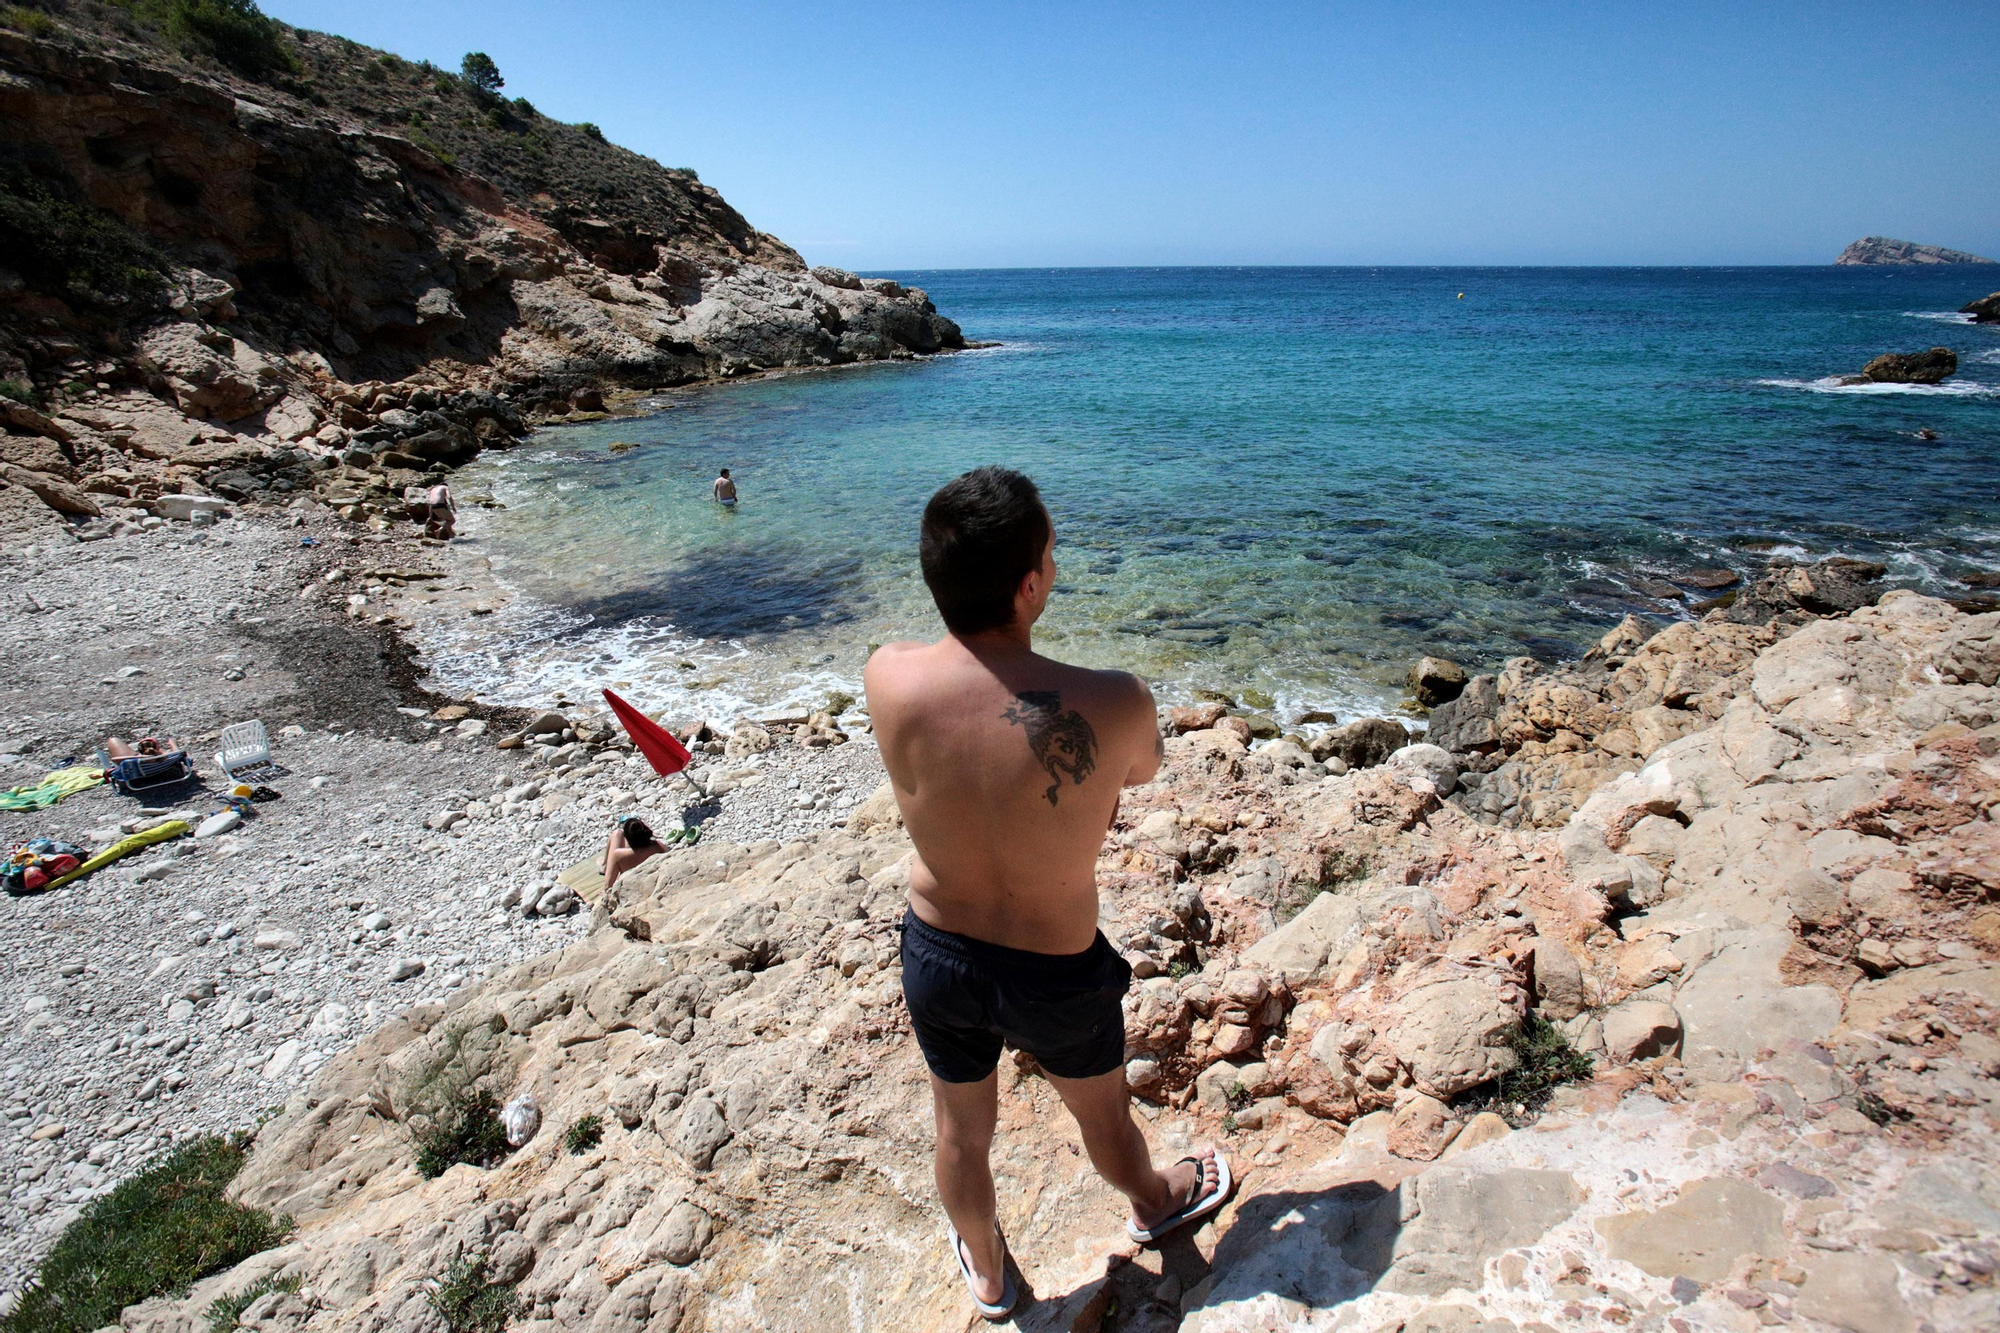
[865,466,1230,1321]
[104,736,179,759]
[600,816,665,891]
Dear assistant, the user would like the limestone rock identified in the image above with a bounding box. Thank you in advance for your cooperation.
[1834,236,1996,265]
[1408,656,1468,707]
[1383,978,1520,1098]
[1387,1093,1458,1160]
[1381,1166,1585,1297]
[1312,717,1411,770]
[1601,999,1681,1062]
[1597,1177,1785,1282]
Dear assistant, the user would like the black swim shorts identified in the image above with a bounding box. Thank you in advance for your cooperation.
[900,908,1132,1083]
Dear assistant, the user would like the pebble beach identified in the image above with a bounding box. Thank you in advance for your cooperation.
[0,508,887,1294]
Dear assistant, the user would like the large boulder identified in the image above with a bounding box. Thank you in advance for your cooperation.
[1424,673,1499,753]
[1407,655,1467,707]
[1383,977,1520,1097]
[1963,291,2000,324]
[136,322,286,421]
[1311,717,1411,770]
[1857,346,1957,384]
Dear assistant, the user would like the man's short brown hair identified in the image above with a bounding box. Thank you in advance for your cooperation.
[919,466,1050,635]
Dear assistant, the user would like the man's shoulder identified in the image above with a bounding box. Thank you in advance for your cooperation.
[863,640,934,691]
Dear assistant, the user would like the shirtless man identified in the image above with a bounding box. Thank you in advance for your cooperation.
[711,468,737,506]
[866,466,1229,1320]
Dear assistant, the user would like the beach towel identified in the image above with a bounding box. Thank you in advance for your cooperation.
[602,689,693,778]
[44,819,191,892]
[0,765,106,812]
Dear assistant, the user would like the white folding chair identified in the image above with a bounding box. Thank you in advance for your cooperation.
[216,720,278,781]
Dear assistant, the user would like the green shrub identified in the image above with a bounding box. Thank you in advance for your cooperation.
[1,4,54,36]
[563,1114,603,1155]
[1491,1014,1594,1118]
[0,158,167,307]
[0,1135,292,1333]
[577,122,604,142]
[511,96,537,118]
[412,1085,510,1178]
[203,1274,301,1333]
[459,51,502,95]
[140,0,297,79]
[0,378,42,407]
[426,1255,519,1333]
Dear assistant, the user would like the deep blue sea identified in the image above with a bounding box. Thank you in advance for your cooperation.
[425,267,2000,721]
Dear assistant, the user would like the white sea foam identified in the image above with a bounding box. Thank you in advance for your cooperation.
[1904,310,1977,324]
[1756,377,1997,397]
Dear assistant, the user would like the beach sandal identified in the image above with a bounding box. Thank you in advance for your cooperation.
[1127,1149,1232,1244]
[680,825,701,845]
[947,1222,1020,1321]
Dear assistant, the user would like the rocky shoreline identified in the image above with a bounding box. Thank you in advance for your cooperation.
[6,474,1997,1331]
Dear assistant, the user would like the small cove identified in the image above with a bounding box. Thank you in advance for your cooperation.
[420,266,2000,721]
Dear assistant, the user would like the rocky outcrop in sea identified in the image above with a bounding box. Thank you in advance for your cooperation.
[1835,236,1997,266]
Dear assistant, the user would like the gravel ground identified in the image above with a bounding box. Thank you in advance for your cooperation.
[0,509,887,1297]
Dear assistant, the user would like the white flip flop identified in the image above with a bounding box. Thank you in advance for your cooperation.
[948,1222,1021,1321]
[1127,1148,1233,1244]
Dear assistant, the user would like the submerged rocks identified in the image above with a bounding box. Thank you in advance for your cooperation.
[1717,555,1887,624]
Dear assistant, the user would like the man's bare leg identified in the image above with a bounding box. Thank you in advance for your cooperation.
[1045,1068,1221,1233]
[930,1072,1006,1305]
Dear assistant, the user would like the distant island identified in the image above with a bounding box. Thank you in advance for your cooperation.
[1835,235,1996,265]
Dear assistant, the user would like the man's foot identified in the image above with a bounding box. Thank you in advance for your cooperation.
[1128,1146,1230,1244]
[948,1222,1017,1319]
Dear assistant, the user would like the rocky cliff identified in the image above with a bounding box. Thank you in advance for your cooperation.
[93,573,2000,1333]
[1834,236,1996,266]
[0,2,964,535]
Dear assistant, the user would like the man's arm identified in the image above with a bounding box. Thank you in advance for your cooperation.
[1120,672,1164,787]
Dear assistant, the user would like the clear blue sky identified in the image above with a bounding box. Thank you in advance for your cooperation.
[266,0,2000,269]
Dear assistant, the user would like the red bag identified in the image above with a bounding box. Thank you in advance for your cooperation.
[23,855,79,892]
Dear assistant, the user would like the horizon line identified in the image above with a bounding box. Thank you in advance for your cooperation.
[852,262,1997,274]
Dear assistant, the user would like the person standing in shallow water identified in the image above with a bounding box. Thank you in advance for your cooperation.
[865,466,1231,1321]
[711,467,737,507]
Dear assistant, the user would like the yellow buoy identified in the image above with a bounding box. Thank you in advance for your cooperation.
[1457,292,1464,299]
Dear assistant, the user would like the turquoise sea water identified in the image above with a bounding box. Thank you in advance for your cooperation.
[425,267,2000,721]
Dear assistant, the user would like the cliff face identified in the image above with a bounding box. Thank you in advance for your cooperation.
[1835,236,1997,266]
[0,3,962,528]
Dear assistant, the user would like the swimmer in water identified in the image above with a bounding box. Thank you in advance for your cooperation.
[713,467,738,506]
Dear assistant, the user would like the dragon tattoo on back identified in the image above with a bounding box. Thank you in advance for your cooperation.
[1002,690,1099,806]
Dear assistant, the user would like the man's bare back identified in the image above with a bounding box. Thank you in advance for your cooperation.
[868,636,1159,953]
[872,465,1227,1320]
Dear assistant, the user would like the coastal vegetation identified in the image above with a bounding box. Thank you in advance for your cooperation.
[424,1255,520,1333]
[0,1136,290,1333]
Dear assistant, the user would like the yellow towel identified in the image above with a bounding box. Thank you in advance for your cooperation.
[0,765,105,812]
[46,820,191,890]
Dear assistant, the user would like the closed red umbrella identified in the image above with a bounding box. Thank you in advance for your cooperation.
[602,689,693,777]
